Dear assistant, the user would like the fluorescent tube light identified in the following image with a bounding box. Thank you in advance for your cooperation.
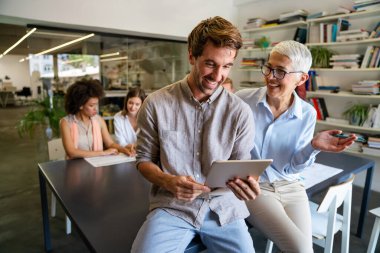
[100,52,120,58]
[0,28,37,59]
[100,56,128,62]
[19,56,30,63]
[35,33,95,56]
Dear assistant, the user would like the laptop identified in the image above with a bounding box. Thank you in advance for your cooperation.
[205,159,273,188]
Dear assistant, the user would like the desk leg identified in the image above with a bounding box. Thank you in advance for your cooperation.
[39,170,52,252]
[357,166,374,238]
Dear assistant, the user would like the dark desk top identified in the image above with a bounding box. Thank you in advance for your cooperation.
[39,159,150,253]
[39,152,374,252]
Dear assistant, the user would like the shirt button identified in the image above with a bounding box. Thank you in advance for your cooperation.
[196,152,199,156]
[198,129,201,133]
[196,174,200,178]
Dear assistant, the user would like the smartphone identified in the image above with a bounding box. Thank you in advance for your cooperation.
[334,133,366,143]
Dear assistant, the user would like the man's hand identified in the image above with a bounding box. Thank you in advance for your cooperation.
[165,175,211,202]
[227,176,261,201]
[312,130,356,152]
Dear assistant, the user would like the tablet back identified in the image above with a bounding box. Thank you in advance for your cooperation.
[205,159,273,188]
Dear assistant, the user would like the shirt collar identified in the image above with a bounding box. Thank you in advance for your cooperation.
[257,88,303,119]
[180,75,223,105]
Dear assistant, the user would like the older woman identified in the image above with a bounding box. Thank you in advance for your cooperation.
[235,40,355,252]
[60,79,133,159]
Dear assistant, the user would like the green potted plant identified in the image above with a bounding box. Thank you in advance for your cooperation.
[343,104,369,126]
[310,46,335,68]
[255,36,271,49]
[16,95,65,138]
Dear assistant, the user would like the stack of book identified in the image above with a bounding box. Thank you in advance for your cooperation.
[361,46,380,68]
[353,0,380,11]
[279,9,309,23]
[336,29,370,42]
[362,136,380,156]
[352,80,380,94]
[242,39,255,49]
[330,54,361,69]
[243,18,266,29]
[240,58,265,69]
[368,136,380,148]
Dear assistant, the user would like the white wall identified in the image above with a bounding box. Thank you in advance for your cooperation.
[0,0,236,39]
[233,0,380,192]
[0,54,30,91]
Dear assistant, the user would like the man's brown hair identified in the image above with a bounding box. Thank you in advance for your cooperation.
[188,16,242,58]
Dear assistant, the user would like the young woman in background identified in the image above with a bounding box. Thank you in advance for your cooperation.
[60,79,133,159]
[113,87,146,156]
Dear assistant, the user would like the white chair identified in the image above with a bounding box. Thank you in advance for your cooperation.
[367,207,380,253]
[47,138,72,235]
[265,177,354,253]
[310,176,354,253]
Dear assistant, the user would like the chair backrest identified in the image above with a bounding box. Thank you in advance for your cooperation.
[48,138,65,160]
[317,177,354,213]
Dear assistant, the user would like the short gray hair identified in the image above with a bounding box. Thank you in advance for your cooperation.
[270,40,312,73]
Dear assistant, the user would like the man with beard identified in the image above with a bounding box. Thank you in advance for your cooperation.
[132,16,260,253]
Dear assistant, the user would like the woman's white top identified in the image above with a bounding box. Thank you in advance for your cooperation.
[113,111,137,147]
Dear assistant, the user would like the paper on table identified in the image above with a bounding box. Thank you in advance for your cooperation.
[84,154,136,167]
[301,163,343,189]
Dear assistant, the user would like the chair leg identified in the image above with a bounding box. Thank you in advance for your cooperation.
[65,216,72,235]
[341,187,352,253]
[51,193,56,217]
[367,217,380,253]
[265,239,273,253]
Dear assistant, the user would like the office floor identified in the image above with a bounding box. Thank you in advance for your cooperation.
[0,105,379,253]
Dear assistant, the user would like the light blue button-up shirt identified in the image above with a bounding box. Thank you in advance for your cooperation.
[236,87,320,183]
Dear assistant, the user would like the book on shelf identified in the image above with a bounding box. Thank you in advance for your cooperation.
[351,83,380,94]
[369,21,380,39]
[307,11,328,19]
[293,27,307,44]
[361,46,375,68]
[308,97,329,120]
[309,25,320,43]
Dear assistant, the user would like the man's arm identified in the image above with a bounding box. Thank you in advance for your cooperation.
[137,162,210,201]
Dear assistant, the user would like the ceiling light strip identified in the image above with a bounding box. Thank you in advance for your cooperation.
[0,28,37,59]
[100,52,120,58]
[35,33,95,56]
[100,56,128,62]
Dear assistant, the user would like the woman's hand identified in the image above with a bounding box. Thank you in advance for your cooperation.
[103,148,119,156]
[311,130,356,152]
[122,144,136,157]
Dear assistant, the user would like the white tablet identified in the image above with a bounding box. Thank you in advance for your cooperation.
[205,159,273,188]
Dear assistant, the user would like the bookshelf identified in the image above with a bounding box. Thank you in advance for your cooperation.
[238,8,380,159]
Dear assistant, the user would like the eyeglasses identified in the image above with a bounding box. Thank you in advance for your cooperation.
[261,65,304,80]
